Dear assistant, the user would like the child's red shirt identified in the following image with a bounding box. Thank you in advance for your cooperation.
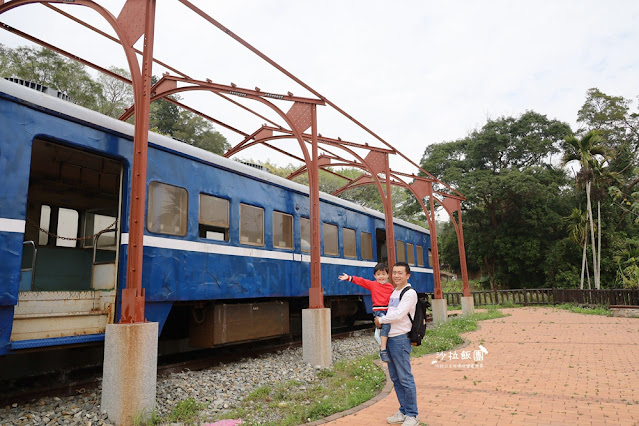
[350,276,394,311]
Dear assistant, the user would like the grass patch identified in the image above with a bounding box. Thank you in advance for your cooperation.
[553,303,612,316]
[167,398,207,425]
[447,301,522,311]
[474,302,523,309]
[140,398,207,426]
[133,408,163,426]
[210,355,385,425]
[492,301,523,308]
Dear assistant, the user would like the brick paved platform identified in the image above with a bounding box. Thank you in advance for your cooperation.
[321,307,639,425]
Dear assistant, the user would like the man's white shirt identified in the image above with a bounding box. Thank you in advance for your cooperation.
[378,284,417,337]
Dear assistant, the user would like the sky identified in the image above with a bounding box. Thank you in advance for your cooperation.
[1,0,638,174]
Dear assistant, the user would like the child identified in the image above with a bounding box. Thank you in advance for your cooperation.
[338,263,394,362]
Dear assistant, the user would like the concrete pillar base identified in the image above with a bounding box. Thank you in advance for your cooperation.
[432,299,448,324]
[461,296,475,316]
[101,322,158,425]
[302,308,332,367]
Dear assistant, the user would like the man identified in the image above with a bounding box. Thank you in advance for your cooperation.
[375,261,418,426]
[338,262,393,362]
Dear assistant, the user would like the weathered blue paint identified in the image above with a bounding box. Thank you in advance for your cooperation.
[9,333,105,350]
[0,306,14,355]
[133,243,433,305]
[0,99,32,220]
[362,295,374,313]
[144,302,173,333]
[0,94,33,310]
[0,232,22,306]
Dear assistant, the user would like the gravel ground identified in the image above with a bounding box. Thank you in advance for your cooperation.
[0,332,379,425]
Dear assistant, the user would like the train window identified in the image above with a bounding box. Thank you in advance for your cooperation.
[428,248,434,268]
[36,206,81,247]
[417,245,425,266]
[406,243,415,265]
[273,211,293,249]
[361,232,373,260]
[39,205,51,245]
[147,182,188,236]
[300,217,310,253]
[56,208,79,248]
[83,213,117,248]
[323,223,338,256]
[343,228,356,258]
[199,194,230,241]
[240,203,264,246]
[396,239,406,263]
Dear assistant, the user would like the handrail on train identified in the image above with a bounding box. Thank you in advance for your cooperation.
[21,240,37,291]
[93,229,117,265]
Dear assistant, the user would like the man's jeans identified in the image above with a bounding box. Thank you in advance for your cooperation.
[387,333,418,417]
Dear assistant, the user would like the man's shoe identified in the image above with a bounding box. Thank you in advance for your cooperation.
[387,410,406,424]
[380,349,391,363]
[402,416,419,426]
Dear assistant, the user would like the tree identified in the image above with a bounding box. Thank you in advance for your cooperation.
[562,131,610,289]
[565,208,591,289]
[149,98,181,136]
[612,237,639,288]
[148,87,230,155]
[571,89,639,288]
[0,44,10,71]
[577,88,639,152]
[419,111,572,289]
[609,167,639,226]
[96,67,133,118]
[171,110,230,155]
[578,88,639,227]
[0,45,103,110]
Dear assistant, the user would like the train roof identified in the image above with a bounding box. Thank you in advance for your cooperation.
[0,78,429,235]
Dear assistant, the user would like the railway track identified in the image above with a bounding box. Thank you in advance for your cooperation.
[0,323,373,407]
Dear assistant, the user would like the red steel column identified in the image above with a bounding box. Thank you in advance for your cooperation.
[308,104,324,308]
[121,0,156,323]
[457,207,471,297]
[429,189,443,300]
[383,156,396,268]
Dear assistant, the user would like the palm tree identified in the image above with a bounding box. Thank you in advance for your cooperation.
[590,158,622,288]
[562,131,609,289]
[566,208,590,289]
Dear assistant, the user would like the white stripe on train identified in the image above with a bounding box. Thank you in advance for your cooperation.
[0,218,26,233]
[0,223,433,274]
[120,233,433,273]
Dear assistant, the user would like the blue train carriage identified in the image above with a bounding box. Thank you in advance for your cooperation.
[0,78,434,356]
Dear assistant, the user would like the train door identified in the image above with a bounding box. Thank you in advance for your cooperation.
[10,139,123,343]
[376,228,388,263]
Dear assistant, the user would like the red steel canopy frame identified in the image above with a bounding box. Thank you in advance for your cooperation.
[0,0,470,322]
